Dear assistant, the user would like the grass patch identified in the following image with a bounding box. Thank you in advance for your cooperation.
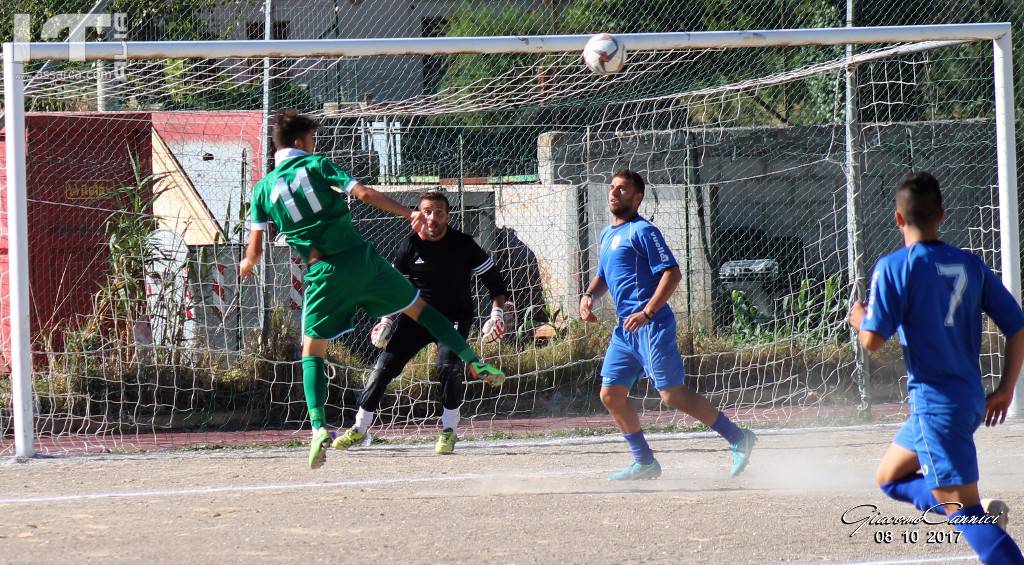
[171,438,307,452]
[26,291,902,434]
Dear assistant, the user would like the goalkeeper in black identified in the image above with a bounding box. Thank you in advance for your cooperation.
[332,191,508,454]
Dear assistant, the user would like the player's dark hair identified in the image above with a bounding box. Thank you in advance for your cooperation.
[896,171,943,228]
[272,109,319,149]
[419,191,450,211]
[613,168,645,193]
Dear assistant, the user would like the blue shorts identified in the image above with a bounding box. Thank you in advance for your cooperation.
[600,312,685,391]
[893,409,984,488]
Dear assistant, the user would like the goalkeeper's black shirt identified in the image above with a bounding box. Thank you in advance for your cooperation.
[393,227,507,321]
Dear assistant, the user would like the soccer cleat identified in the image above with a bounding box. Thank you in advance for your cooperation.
[469,361,505,387]
[308,427,332,469]
[435,429,458,455]
[609,459,662,481]
[982,498,1010,531]
[331,426,366,450]
[729,429,757,477]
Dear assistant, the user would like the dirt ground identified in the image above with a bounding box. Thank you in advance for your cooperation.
[3,422,1024,564]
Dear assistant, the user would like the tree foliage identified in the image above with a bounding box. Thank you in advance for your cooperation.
[437,0,1016,129]
[438,0,845,128]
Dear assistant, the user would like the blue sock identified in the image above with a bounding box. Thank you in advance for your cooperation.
[710,412,744,445]
[880,474,945,515]
[623,430,655,465]
[949,504,1024,564]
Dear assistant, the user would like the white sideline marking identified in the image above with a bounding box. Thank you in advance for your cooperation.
[0,470,579,506]
[6,421,1020,461]
[394,421,908,452]
[3,421,910,461]
[450,418,1024,451]
[838,555,976,565]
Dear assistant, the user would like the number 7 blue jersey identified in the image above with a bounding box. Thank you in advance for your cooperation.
[862,241,1024,413]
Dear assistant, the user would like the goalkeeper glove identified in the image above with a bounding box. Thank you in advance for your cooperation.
[481,306,505,343]
[370,316,396,348]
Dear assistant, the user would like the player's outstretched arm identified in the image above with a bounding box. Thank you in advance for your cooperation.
[350,182,425,233]
[239,229,264,279]
[986,327,1024,426]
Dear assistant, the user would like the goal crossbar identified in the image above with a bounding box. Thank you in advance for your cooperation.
[3,22,1013,61]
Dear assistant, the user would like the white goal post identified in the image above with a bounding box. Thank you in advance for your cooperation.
[3,23,1018,458]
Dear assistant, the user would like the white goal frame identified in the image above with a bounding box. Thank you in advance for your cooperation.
[3,23,1018,457]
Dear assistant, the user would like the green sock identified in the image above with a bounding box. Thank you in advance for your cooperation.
[416,304,477,364]
[302,356,327,429]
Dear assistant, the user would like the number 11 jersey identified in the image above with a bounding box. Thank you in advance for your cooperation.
[250,150,364,262]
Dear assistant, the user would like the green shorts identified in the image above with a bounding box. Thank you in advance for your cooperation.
[301,244,418,340]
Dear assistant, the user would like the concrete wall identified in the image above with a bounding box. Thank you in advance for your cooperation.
[540,121,998,325]
[211,0,534,103]
[696,121,998,275]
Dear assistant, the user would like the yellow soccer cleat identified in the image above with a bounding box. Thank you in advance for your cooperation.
[308,427,332,469]
[435,429,458,455]
[331,426,366,450]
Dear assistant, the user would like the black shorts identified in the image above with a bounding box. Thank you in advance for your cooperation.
[383,313,472,369]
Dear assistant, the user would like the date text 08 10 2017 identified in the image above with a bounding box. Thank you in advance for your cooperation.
[873,530,962,544]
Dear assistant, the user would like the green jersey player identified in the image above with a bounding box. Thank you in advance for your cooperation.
[240,110,505,469]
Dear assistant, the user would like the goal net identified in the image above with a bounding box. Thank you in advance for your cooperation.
[0,28,1017,454]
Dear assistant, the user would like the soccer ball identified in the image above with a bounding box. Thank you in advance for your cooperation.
[583,33,626,75]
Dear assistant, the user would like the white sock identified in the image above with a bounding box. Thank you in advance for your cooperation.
[354,408,374,433]
[440,407,460,431]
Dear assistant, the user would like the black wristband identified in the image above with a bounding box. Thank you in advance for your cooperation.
[642,309,653,321]
[582,292,593,299]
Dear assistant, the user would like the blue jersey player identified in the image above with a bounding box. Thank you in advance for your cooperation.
[849,172,1024,564]
[580,169,756,480]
